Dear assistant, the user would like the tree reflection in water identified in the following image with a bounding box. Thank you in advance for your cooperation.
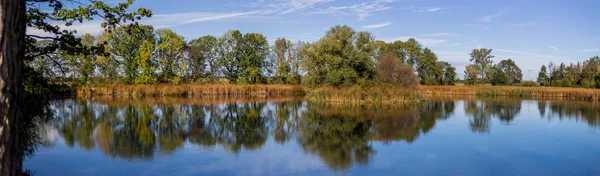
[464,100,522,133]
[34,98,599,170]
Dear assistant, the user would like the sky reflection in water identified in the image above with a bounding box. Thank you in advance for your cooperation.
[25,98,600,176]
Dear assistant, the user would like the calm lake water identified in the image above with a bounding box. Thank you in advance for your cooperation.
[23,97,600,176]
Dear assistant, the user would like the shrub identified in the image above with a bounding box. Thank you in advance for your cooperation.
[515,81,540,87]
[375,52,419,89]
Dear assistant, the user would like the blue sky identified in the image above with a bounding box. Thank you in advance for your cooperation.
[43,0,600,79]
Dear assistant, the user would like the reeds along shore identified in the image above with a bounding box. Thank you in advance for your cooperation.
[421,86,600,101]
[77,84,306,97]
[308,86,422,104]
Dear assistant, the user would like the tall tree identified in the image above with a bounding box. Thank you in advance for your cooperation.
[1,0,150,174]
[464,65,480,85]
[491,59,522,85]
[418,48,440,85]
[134,40,157,84]
[302,25,375,87]
[217,30,244,84]
[469,48,495,83]
[238,33,270,84]
[188,35,218,82]
[108,25,155,83]
[440,61,457,85]
[155,29,186,84]
[274,38,294,84]
[537,65,549,86]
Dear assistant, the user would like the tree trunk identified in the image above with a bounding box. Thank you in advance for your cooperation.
[0,0,26,175]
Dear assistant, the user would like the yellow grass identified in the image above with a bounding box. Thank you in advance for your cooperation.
[77,84,305,97]
[308,86,422,104]
[421,85,600,101]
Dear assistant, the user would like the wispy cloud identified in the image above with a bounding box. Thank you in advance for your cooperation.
[496,48,569,60]
[549,46,560,52]
[362,22,392,29]
[425,7,442,12]
[576,48,600,54]
[252,0,335,15]
[467,24,490,29]
[508,21,536,27]
[312,0,395,20]
[478,13,502,23]
[475,44,483,49]
[27,22,104,37]
[384,36,447,46]
[147,11,273,27]
[421,33,458,37]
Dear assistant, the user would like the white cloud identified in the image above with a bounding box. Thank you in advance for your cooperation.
[450,43,462,46]
[467,24,490,29]
[576,48,600,54]
[421,33,458,37]
[147,11,273,27]
[496,48,569,60]
[475,44,483,49]
[312,0,395,20]
[384,36,447,46]
[426,8,441,12]
[252,0,335,15]
[478,13,502,23]
[549,46,560,52]
[27,22,104,37]
[361,22,392,29]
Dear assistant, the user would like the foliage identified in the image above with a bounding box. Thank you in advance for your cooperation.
[134,40,157,84]
[188,35,218,82]
[375,52,419,89]
[537,65,549,86]
[491,59,522,86]
[302,25,375,87]
[468,48,495,83]
[464,64,480,85]
[155,29,187,84]
[107,24,156,83]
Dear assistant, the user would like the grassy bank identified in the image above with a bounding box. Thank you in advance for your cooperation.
[77,84,306,97]
[421,86,600,101]
[308,86,422,104]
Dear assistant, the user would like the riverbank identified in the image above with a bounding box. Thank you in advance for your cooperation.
[77,84,306,97]
[421,86,600,101]
[76,84,600,103]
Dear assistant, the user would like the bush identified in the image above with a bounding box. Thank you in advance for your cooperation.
[375,52,419,89]
[581,79,596,88]
[515,81,540,87]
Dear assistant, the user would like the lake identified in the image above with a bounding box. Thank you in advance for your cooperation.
[23,97,600,175]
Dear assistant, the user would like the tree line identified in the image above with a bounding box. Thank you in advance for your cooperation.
[30,25,458,87]
[537,56,600,88]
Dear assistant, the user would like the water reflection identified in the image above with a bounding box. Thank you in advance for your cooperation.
[464,100,522,133]
[37,98,600,171]
[540,101,600,127]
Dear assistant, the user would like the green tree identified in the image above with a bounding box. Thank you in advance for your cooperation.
[537,65,549,86]
[238,33,270,84]
[273,38,295,84]
[188,35,218,82]
[217,30,244,83]
[302,25,375,87]
[491,59,522,85]
[134,40,157,84]
[418,48,442,85]
[108,24,156,83]
[464,64,480,85]
[469,48,495,83]
[155,29,187,84]
[440,61,457,85]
